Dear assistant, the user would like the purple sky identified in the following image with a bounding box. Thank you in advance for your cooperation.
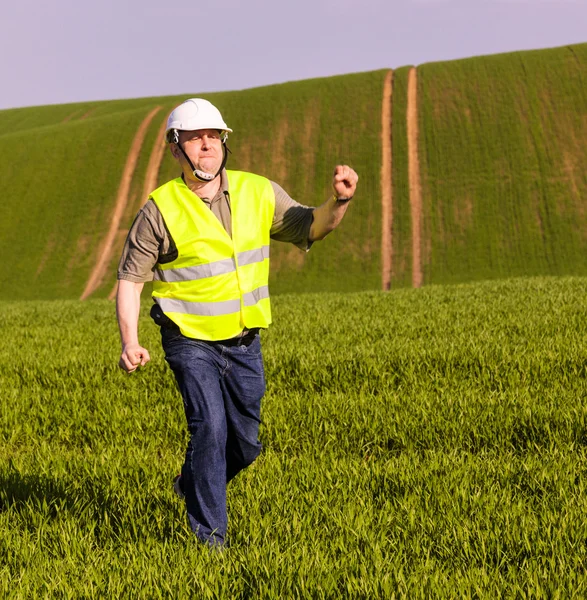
[1,0,585,110]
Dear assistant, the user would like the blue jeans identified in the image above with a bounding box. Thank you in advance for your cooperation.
[162,325,265,546]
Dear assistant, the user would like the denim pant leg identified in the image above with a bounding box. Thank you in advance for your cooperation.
[163,333,229,545]
[220,334,265,483]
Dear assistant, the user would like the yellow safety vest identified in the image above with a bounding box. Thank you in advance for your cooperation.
[150,171,275,340]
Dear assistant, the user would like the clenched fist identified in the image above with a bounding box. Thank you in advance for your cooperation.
[119,343,151,373]
[332,165,358,200]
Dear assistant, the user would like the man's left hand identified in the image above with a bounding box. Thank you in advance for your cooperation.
[332,165,358,200]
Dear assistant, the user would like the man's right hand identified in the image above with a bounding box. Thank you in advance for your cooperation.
[119,344,151,373]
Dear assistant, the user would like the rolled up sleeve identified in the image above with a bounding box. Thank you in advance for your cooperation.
[269,182,315,251]
[117,200,169,283]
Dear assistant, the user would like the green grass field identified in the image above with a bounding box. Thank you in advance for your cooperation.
[2,277,587,597]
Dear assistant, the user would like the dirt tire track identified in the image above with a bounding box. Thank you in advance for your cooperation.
[80,106,162,300]
[79,108,96,121]
[62,110,80,124]
[381,70,393,291]
[62,108,95,124]
[106,116,169,301]
[407,67,423,288]
[141,115,168,204]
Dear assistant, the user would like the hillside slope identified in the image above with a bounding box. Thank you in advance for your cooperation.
[416,44,587,284]
[0,43,585,300]
[0,72,386,300]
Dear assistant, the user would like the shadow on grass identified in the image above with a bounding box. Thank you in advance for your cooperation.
[1,471,74,509]
[0,469,185,542]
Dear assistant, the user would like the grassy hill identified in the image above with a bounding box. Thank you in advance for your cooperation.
[0,43,584,300]
[416,44,587,285]
[0,73,385,300]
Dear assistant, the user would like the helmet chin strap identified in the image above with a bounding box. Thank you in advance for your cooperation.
[175,134,228,183]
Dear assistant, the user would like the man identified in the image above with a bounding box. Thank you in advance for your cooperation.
[116,98,358,546]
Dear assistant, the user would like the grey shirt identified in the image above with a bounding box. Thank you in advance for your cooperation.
[117,170,315,283]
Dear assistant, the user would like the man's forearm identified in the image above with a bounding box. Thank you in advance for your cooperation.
[116,280,144,347]
[309,195,352,241]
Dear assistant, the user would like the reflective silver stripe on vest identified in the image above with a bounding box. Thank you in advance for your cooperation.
[155,296,242,317]
[153,258,235,283]
[243,285,269,307]
[237,245,270,267]
[154,245,270,283]
[155,284,269,316]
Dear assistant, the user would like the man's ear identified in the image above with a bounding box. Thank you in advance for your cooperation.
[169,144,180,160]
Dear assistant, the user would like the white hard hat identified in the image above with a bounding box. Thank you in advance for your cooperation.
[165,98,232,143]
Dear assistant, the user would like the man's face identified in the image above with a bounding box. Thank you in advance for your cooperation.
[172,129,224,177]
